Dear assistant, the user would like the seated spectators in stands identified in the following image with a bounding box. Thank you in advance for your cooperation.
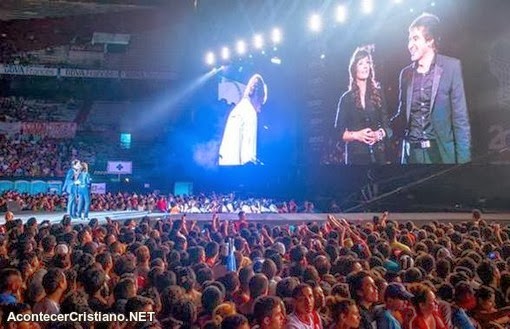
[1,189,322,214]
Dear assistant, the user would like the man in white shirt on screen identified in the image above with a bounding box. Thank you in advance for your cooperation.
[219,74,268,166]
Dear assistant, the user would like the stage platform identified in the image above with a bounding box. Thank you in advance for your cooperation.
[2,210,510,226]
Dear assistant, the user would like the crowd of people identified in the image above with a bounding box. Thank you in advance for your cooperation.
[0,191,317,215]
[0,209,509,329]
[0,135,74,178]
[0,134,110,178]
[0,97,79,123]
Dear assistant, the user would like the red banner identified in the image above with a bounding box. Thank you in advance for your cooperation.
[21,122,77,138]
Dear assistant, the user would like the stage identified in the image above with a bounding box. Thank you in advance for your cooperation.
[2,210,510,226]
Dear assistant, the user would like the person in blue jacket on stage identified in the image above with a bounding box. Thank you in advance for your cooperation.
[62,159,81,218]
[77,161,91,220]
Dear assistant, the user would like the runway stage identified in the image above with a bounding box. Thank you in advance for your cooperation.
[2,210,510,226]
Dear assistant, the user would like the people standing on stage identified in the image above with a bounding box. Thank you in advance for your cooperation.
[334,46,392,165]
[392,13,471,164]
[219,73,268,166]
[62,159,81,219]
[77,161,91,220]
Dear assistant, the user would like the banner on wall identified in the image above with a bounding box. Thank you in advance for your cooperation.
[0,65,58,76]
[0,180,63,195]
[0,122,21,136]
[0,64,175,80]
[120,70,177,80]
[91,183,106,194]
[60,68,119,79]
[47,181,63,194]
[107,161,132,174]
[21,122,77,138]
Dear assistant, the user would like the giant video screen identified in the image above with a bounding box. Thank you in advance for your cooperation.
[197,0,510,166]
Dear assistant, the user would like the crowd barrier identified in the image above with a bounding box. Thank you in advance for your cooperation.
[0,180,63,195]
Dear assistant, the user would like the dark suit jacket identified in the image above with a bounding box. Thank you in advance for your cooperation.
[393,54,471,164]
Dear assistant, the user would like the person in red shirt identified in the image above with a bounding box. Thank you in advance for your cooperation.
[408,283,447,329]
[156,196,167,212]
[235,211,248,231]
[205,241,219,268]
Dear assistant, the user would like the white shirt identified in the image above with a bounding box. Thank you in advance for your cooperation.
[218,97,258,165]
[285,313,322,329]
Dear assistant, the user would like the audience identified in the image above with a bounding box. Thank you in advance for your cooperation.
[1,190,317,214]
[0,134,99,178]
[0,209,508,329]
[0,97,79,123]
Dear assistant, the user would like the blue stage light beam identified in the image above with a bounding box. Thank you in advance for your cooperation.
[129,66,224,131]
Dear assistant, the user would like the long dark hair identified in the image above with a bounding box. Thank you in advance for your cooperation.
[348,46,383,110]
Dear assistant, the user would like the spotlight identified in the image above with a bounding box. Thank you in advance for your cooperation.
[430,2,435,6]
[270,56,281,65]
[205,51,215,66]
[236,40,246,55]
[271,27,282,44]
[221,47,230,61]
[309,13,322,32]
[336,5,347,23]
[320,54,326,59]
[393,0,403,3]
[253,34,264,49]
[361,0,373,14]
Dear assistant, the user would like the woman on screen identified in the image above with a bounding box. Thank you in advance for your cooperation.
[334,46,392,165]
[218,74,267,166]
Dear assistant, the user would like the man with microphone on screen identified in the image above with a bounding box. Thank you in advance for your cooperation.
[393,13,471,164]
[218,73,268,166]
